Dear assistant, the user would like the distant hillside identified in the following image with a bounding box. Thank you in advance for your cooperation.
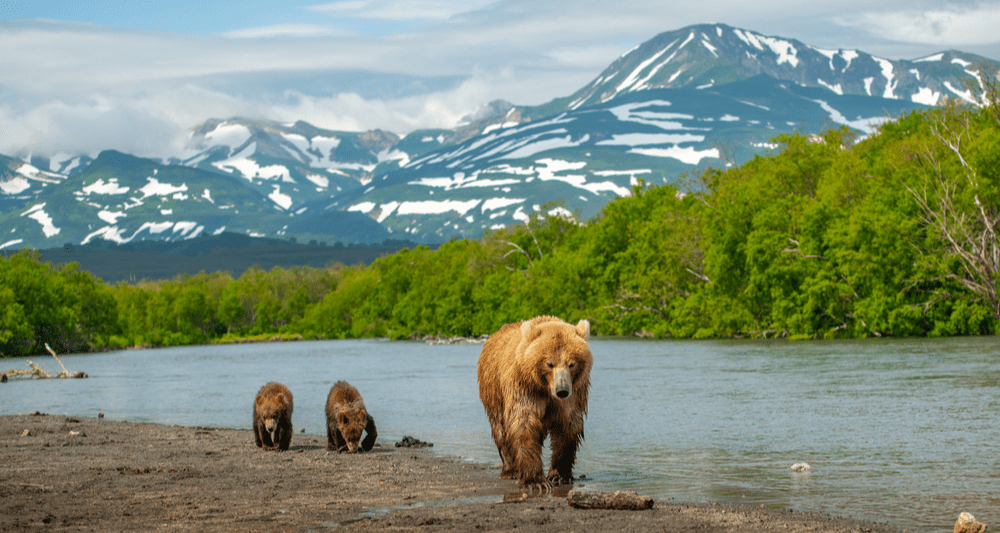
[31,232,431,283]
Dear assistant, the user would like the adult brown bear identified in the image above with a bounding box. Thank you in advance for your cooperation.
[253,382,294,451]
[477,316,592,489]
[325,381,377,452]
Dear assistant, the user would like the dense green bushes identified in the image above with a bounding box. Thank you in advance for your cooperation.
[2,99,998,356]
[0,250,118,355]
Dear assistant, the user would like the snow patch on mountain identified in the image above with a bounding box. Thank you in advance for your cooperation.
[597,133,706,146]
[21,204,60,237]
[376,201,399,222]
[912,87,942,106]
[630,146,721,165]
[305,172,329,189]
[81,178,129,195]
[82,220,202,245]
[481,197,525,212]
[943,81,977,104]
[269,185,292,210]
[817,79,843,95]
[98,210,127,224]
[215,154,293,182]
[348,202,376,214]
[204,122,252,148]
[733,29,798,67]
[396,199,481,216]
[139,178,188,199]
[873,58,898,99]
[812,99,888,134]
[16,163,41,179]
[501,134,588,160]
[616,41,676,96]
[1,176,30,194]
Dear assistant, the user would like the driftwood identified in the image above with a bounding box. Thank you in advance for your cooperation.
[566,490,654,510]
[2,344,88,381]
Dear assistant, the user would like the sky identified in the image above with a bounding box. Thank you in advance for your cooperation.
[1,0,999,159]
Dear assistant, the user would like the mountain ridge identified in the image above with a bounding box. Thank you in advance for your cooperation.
[2,23,998,251]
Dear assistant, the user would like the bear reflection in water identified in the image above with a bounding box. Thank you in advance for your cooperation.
[477,316,593,491]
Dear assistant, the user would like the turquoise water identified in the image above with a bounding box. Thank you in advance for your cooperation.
[2,337,997,531]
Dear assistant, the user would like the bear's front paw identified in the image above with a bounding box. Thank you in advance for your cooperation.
[519,476,552,494]
[546,472,573,485]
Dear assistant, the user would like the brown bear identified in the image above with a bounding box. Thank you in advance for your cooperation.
[253,382,294,451]
[477,315,593,489]
[325,380,377,453]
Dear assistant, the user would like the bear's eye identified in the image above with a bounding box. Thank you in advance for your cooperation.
[546,362,554,369]
[568,362,576,368]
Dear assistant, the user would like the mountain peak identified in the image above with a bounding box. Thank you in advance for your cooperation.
[562,23,999,110]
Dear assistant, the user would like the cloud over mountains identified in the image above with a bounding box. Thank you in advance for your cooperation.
[1,1,998,158]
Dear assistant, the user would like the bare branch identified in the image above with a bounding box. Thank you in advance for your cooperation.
[523,222,544,260]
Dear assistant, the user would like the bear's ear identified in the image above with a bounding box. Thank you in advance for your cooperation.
[575,319,590,340]
[520,320,538,341]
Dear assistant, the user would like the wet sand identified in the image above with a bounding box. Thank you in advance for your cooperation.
[1,414,908,532]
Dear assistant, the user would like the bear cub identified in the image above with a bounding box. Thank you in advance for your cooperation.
[325,380,377,453]
[253,382,294,451]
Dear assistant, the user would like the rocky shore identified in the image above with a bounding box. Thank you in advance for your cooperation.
[1,413,911,532]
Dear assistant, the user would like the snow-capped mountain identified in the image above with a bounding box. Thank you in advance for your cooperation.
[2,24,997,251]
[0,150,390,251]
[335,74,928,241]
[558,23,991,111]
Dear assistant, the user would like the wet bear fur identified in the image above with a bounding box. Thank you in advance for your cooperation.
[253,382,294,451]
[477,315,592,489]
[325,381,377,453]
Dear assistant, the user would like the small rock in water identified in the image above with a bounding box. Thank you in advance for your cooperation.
[790,462,810,473]
[395,435,433,448]
[954,512,988,533]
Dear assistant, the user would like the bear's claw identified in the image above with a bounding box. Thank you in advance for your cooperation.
[519,479,553,494]
[546,472,574,485]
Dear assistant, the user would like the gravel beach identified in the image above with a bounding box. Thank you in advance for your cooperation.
[1,413,910,532]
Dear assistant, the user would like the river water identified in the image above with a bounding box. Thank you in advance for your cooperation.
[2,337,997,531]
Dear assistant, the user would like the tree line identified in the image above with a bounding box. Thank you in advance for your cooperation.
[2,94,998,356]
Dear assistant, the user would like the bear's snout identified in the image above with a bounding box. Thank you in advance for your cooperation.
[552,368,572,400]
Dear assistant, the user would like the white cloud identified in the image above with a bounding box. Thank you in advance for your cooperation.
[1,1,998,159]
[223,24,340,39]
[836,3,1000,46]
[307,0,495,21]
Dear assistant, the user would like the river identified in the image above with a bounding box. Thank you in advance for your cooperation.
[2,337,997,531]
